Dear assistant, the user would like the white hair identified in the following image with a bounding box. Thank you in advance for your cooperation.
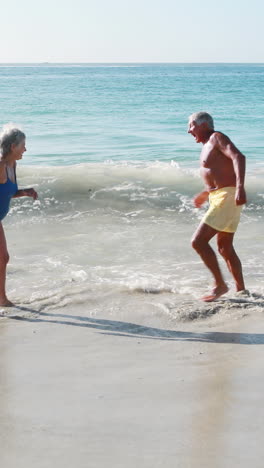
[188,112,214,129]
[0,123,25,158]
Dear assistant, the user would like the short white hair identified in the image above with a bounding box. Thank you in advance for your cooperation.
[0,123,25,158]
[188,112,214,129]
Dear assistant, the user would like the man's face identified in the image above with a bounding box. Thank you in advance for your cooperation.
[188,120,205,143]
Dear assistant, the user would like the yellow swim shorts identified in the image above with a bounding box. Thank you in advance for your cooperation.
[202,186,243,233]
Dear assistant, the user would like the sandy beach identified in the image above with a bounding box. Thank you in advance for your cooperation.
[1,297,264,468]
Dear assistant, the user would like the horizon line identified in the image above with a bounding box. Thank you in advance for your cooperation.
[0,61,264,65]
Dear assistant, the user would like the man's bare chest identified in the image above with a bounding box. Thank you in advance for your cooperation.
[200,146,227,169]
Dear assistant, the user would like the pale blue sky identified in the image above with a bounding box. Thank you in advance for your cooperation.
[1,0,263,62]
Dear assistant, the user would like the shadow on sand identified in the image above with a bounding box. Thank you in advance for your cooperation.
[7,305,264,345]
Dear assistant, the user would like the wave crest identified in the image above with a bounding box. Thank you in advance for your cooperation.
[14,161,264,216]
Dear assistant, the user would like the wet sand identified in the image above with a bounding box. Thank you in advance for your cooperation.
[1,305,264,468]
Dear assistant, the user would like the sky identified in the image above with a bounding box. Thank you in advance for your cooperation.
[1,0,263,63]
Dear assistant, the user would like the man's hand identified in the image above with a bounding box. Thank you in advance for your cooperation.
[24,188,38,200]
[235,186,246,205]
[193,191,209,208]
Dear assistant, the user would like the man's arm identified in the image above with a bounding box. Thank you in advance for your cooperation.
[193,190,209,208]
[214,132,246,205]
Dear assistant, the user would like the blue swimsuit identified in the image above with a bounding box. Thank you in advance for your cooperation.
[0,168,18,221]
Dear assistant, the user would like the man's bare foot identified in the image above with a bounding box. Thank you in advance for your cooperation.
[201,284,229,302]
[235,289,250,297]
[0,298,14,307]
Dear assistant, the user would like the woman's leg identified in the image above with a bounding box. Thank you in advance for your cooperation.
[0,222,13,306]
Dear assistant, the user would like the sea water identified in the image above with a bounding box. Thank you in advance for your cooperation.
[0,64,263,323]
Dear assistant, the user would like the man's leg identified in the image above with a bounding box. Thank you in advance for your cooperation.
[217,231,245,292]
[191,223,228,301]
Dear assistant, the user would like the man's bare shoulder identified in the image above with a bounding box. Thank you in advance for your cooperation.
[209,131,244,160]
[209,131,231,146]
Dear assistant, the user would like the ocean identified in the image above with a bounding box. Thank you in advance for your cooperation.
[0,63,263,322]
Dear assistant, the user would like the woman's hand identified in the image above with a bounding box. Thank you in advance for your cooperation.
[24,188,38,200]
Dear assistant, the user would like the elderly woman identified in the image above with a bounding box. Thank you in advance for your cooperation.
[0,125,38,306]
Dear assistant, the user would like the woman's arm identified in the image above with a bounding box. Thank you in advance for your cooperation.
[12,166,38,199]
[13,188,38,200]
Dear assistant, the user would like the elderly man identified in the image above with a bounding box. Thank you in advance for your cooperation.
[188,112,247,302]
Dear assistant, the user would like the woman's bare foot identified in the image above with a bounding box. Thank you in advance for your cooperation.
[201,284,229,302]
[0,297,14,307]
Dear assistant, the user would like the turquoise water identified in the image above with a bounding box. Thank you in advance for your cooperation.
[0,63,263,166]
[0,64,263,317]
